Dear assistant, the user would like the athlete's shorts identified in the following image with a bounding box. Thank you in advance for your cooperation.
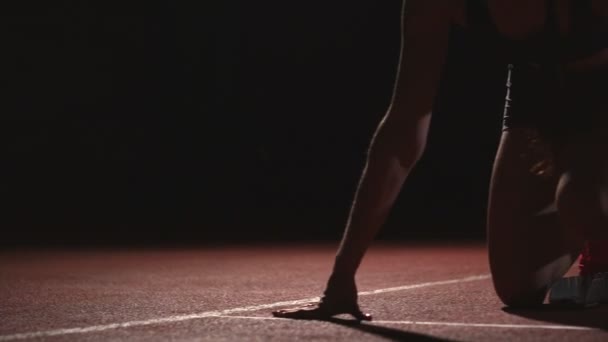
[502,62,607,150]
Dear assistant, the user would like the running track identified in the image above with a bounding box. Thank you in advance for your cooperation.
[1,242,607,341]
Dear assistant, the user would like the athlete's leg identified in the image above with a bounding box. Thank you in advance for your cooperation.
[556,117,608,242]
[544,98,608,305]
[487,128,584,307]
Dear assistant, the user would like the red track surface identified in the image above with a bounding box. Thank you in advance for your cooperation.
[1,242,607,341]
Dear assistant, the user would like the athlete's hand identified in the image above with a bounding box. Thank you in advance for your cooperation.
[272,301,372,321]
[272,275,372,321]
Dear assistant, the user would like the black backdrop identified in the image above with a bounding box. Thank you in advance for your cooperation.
[3,1,507,245]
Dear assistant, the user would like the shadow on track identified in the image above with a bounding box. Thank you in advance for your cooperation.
[326,317,454,342]
[503,305,608,330]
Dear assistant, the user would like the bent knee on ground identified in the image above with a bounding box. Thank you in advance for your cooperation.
[492,276,547,308]
[489,245,575,308]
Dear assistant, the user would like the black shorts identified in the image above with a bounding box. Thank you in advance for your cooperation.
[502,62,607,150]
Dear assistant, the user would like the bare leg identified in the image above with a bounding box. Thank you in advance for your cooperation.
[270,151,411,321]
[487,128,584,307]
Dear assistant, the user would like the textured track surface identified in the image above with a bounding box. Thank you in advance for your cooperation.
[1,242,608,341]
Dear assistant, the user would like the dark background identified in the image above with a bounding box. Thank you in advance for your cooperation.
[3,1,507,245]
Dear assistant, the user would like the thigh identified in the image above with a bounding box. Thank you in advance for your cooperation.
[556,66,608,174]
[558,116,608,180]
[487,128,582,306]
[555,100,608,239]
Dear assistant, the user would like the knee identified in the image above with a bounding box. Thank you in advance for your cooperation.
[490,256,548,308]
[492,277,547,308]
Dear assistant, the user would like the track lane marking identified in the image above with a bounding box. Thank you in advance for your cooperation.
[215,315,596,331]
[0,274,490,341]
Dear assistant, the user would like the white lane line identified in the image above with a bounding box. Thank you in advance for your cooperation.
[215,315,596,331]
[0,274,490,341]
[357,274,490,296]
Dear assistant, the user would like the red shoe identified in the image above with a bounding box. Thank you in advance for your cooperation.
[579,240,608,276]
[548,241,608,307]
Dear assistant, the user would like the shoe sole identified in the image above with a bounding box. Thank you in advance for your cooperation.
[548,273,608,308]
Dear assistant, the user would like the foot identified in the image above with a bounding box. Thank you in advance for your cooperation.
[548,275,592,307]
[548,273,608,307]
